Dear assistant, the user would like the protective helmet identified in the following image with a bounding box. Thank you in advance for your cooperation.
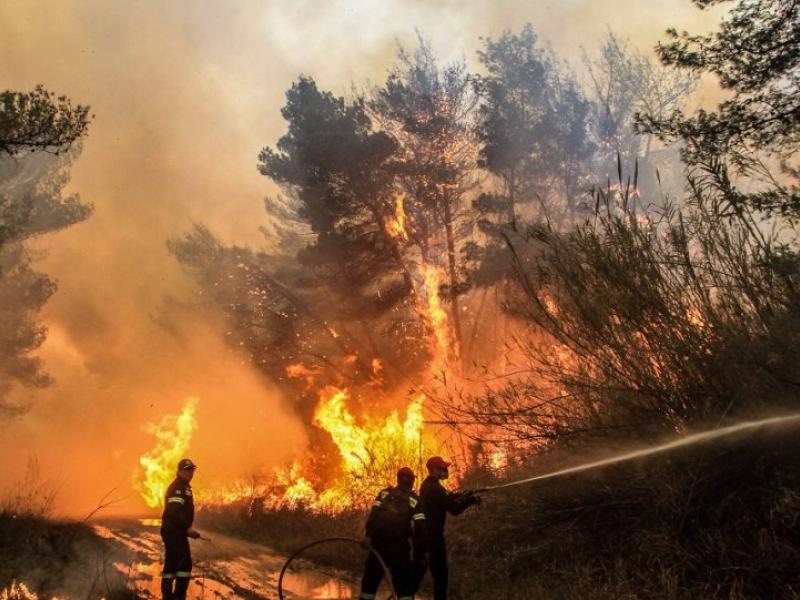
[396,466,416,480]
[426,456,451,471]
[177,458,197,472]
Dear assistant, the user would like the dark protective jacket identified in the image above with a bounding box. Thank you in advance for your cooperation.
[419,475,476,540]
[365,485,428,550]
[161,476,194,536]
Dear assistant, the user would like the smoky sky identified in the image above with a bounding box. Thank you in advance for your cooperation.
[0,0,722,515]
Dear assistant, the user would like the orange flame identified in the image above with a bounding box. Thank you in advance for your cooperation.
[135,397,198,508]
[0,582,38,600]
[314,386,424,476]
[286,362,322,388]
[420,264,457,367]
[385,193,409,241]
[249,387,432,512]
[489,446,508,473]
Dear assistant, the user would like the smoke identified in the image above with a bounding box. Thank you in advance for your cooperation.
[0,0,721,516]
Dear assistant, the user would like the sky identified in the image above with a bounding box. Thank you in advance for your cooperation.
[0,0,725,515]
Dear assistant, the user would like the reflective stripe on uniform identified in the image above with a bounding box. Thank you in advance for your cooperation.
[380,491,389,498]
[167,496,185,504]
[161,573,175,579]
[372,501,382,507]
[409,497,418,508]
[176,571,192,578]
[413,512,426,521]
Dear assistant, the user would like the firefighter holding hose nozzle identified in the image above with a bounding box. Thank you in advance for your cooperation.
[160,458,201,600]
[359,466,428,600]
[416,456,481,600]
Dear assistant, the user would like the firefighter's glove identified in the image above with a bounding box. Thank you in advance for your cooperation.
[187,528,201,539]
[467,492,482,507]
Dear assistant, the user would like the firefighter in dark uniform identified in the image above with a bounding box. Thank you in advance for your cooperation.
[417,456,480,600]
[160,458,201,600]
[359,467,428,600]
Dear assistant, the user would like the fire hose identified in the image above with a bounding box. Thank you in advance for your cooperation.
[277,415,800,597]
[277,536,397,600]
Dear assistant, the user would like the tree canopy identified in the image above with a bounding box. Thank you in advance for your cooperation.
[0,85,91,158]
[638,0,800,217]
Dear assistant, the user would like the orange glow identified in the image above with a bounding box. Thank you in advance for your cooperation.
[371,357,383,376]
[314,386,423,476]
[541,293,559,316]
[420,263,457,367]
[233,386,434,512]
[286,362,322,388]
[135,397,198,509]
[197,479,268,506]
[385,193,409,241]
[0,582,40,600]
[489,446,508,473]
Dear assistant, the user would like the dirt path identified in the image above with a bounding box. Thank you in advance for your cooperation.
[93,518,355,599]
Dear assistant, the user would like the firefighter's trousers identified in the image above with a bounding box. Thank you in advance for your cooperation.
[415,537,448,600]
[160,530,192,600]
[359,538,416,600]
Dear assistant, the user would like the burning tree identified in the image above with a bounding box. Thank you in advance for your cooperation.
[370,36,481,364]
[443,1,800,448]
[167,25,706,510]
[170,56,466,508]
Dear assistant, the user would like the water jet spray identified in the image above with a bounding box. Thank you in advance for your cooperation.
[472,414,800,494]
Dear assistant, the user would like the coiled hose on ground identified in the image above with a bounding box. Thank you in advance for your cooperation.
[277,536,397,600]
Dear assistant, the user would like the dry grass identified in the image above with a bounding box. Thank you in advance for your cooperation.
[199,420,800,598]
[0,464,133,599]
[446,420,800,599]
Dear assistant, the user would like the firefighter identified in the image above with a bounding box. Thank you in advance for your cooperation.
[160,458,201,600]
[417,456,480,600]
[359,466,428,600]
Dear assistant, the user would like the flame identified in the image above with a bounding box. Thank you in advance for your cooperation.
[1,582,38,600]
[234,387,432,513]
[0,582,66,600]
[489,446,508,473]
[313,386,423,475]
[385,193,408,240]
[369,357,384,386]
[276,461,318,508]
[420,264,457,367]
[286,362,322,388]
[371,358,383,376]
[135,397,198,509]
[197,479,268,506]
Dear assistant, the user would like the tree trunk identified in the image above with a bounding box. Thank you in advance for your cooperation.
[442,195,463,366]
